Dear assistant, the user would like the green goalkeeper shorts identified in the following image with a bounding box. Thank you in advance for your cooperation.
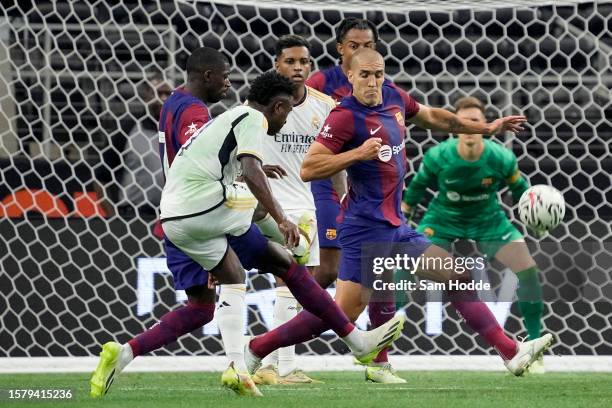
[416,211,523,259]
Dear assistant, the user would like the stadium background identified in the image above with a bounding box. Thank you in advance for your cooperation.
[0,0,610,365]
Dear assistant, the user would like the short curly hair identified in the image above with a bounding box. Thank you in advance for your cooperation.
[247,71,295,105]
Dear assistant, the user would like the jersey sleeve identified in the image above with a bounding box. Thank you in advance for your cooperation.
[503,151,529,204]
[314,107,355,154]
[305,71,325,92]
[176,104,211,146]
[235,110,266,162]
[403,147,438,207]
[398,87,420,119]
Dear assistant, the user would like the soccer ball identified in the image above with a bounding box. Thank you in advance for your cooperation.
[518,185,565,231]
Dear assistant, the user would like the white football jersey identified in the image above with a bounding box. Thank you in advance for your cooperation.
[261,86,335,211]
[160,105,266,220]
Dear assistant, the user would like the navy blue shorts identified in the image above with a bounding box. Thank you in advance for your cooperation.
[338,222,431,288]
[165,223,268,290]
[314,198,342,249]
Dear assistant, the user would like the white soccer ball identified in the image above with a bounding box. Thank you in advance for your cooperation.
[518,185,565,231]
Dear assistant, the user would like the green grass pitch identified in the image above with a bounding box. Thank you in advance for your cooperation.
[1,371,610,408]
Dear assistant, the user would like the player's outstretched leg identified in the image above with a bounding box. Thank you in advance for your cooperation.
[89,295,214,398]
[245,308,404,375]
[494,241,545,373]
[418,244,553,376]
[253,243,405,373]
[446,288,553,375]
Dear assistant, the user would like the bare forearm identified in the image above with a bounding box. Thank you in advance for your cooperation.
[243,167,286,224]
[416,108,492,135]
[301,150,361,182]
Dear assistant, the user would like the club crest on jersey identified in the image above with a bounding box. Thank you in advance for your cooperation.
[423,227,434,237]
[311,116,321,130]
[395,112,405,126]
[320,124,332,139]
[481,177,493,186]
[326,228,337,240]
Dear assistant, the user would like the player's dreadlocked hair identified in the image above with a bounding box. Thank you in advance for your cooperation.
[335,17,379,44]
[275,34,311,59]
[247,71,295,105]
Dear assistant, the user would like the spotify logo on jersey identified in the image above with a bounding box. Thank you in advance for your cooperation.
[378,145,392,162]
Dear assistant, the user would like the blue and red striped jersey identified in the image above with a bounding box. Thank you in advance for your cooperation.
[315,84,420,227]
[306,65,394,201]
[306,65,353,104]
[158,87,211,176]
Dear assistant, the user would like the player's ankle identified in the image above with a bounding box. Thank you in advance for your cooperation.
[117,343,134,372]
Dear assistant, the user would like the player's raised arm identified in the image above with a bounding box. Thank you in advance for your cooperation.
[408,103,527,136]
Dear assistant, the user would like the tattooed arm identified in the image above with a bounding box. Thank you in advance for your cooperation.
[408,103,526,136]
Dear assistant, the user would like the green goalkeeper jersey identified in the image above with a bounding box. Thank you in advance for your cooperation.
[403,138,528,224]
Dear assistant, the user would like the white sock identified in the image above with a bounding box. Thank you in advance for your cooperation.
[117,343,134,373]
[217,284,247,371]
[255,213,284,245]
[275,287,299,376]
[341,327,365,354]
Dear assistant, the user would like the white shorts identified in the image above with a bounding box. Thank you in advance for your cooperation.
[162,183,257,270]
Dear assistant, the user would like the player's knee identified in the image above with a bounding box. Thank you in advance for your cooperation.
[313,263,337,288]
[223,267,246,284]
[211,246,248,284]
[257,241,293,276]
[185,284,216,305]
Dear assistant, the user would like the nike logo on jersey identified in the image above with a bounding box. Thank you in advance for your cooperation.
[370,125,382,135]
[501,232,513,241]
[445,179,461,184]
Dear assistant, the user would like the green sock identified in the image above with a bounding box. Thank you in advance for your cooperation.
[516,266,544,340]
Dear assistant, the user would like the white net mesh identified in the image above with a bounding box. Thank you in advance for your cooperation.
[0,0,610,359]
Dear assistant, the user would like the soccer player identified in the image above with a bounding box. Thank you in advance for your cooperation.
[159,70,405,396]
[252,35,336,384]
[90,47,231,398]
[243,49,552,379]
[306,17,404,383]
[403,96,546,372]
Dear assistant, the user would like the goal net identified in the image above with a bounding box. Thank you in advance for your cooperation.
[0,0,610,362]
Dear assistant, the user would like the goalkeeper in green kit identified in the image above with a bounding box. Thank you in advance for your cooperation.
[402,96,546,373]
